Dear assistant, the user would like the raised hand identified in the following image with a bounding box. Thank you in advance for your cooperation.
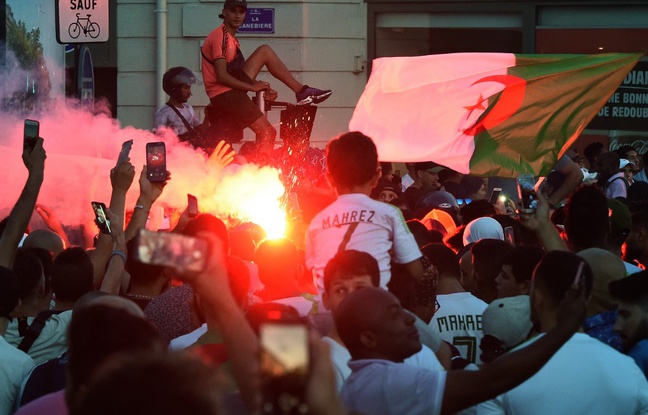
[138,165,169,206]
[207,140,236,169]
[518,188,568,252]
[110,158,136,194]
[22,137,46,175]
[34,204,69,247]
[518,189,550,232]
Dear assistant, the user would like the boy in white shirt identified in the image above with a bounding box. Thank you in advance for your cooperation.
[305,132,423,301]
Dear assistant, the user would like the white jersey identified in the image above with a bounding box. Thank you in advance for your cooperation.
[475,333,648,414]
[430,292,488,364]
[306,193,421,297]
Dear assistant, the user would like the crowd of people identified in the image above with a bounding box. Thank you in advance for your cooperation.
[3,122,648,415]
[3,0,648,414]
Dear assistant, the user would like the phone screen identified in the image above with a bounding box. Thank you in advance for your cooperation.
[259,322,309,413]
[504,226,515,246]
[24,119,40,151]
[489,188,502,205]
[116,139,133,168]
[517,174,538,213]
[134,229,208,273]
[187,194,199,218]
[146,142,167,182]
[91,202,112,235]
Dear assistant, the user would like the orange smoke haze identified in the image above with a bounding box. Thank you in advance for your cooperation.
[0,99,287,239]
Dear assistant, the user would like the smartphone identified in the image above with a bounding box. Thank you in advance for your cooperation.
[489,188,502,205]
[504,226,515,246]
[132,228,208,273]
[116,139,133,168]
[91,202,112,235]
[187,194,199,218]
[259,320,309,414]
[24,119,40,151]
[146,142,167,182]
[517,174,538,213]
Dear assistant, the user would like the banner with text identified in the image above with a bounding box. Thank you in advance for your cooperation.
[589,60,648,132]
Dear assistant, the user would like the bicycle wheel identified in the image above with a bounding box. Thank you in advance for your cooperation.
[88,22,100,39]
[68,23,81,39]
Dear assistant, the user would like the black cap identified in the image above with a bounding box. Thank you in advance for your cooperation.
[414,161,444,174]
[609,270,648,301]
[219,0,248,18]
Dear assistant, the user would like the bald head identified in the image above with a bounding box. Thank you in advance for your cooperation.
[334,287,421,362]
[23,229,65,256]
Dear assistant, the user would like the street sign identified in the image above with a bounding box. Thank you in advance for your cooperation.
[238,8,274,34]
[77,45,94,106]
[56,0,109,44]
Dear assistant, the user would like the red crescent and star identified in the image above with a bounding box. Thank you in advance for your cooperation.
[462,75,527,136]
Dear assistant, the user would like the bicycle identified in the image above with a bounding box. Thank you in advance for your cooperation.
[68,13,100,39]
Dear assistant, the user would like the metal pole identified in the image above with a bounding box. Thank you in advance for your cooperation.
[155,0,167,109]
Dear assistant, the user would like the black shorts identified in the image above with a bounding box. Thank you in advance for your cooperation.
[209,89,264,130]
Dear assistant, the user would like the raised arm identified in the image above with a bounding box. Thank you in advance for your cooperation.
[34,204,70,248]
[91,161,135,287]
[519,190,568,252]
[441,278,586,414]
[187,232,260,411]
[124,166,168,242]
[547,156,583,207]
[0,138,46,268]
[99,208,128,294]
[109,159,136,229]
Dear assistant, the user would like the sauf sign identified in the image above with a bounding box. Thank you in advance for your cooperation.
[56,0,109,43]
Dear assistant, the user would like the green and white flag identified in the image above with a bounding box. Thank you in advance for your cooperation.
[349,52,643,177]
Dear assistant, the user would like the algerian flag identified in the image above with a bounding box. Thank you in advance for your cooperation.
[349,52,643,178]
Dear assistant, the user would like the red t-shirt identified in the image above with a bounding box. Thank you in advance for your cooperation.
[201,24,240,98]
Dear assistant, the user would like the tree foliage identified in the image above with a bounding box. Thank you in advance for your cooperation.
[6,4,44,70]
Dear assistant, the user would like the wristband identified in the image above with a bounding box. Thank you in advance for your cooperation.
[134,204,145,210]
[110,251,127,263]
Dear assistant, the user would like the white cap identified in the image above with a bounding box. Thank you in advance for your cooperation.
[482,295,533,348]
[620,159,636,170]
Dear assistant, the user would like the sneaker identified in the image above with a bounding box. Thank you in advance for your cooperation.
[296,85,332,105]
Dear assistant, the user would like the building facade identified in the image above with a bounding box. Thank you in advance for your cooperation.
[115,0,648,148]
